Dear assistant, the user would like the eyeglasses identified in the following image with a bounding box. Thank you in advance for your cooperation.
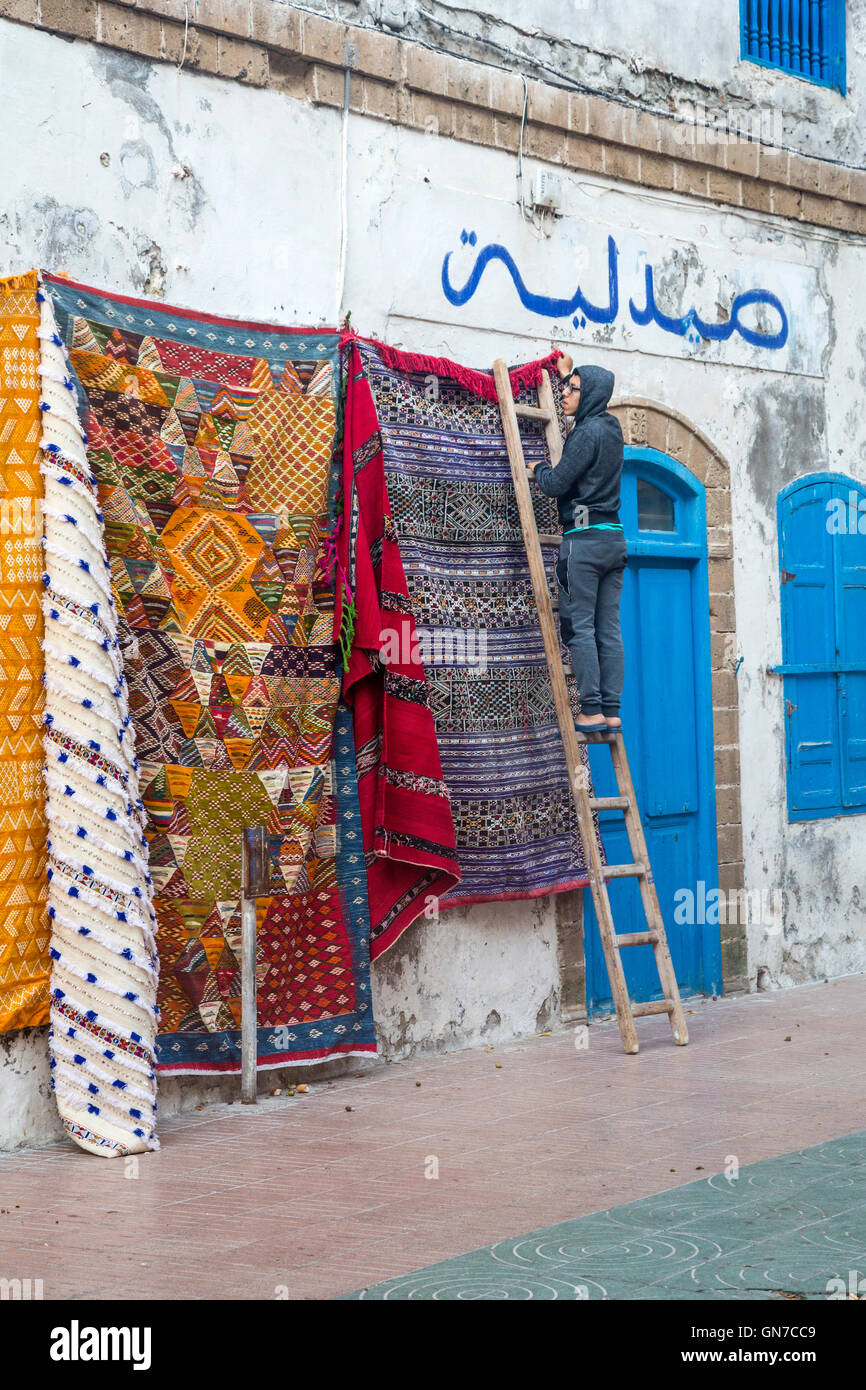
[562,380,580,396]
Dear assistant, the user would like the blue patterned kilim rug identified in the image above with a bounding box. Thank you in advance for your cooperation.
[357,339,604,909]
[346,1129,866,1299]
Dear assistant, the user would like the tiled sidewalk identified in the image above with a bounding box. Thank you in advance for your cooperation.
[348,1131,866,1299]
[0,975,864,1300]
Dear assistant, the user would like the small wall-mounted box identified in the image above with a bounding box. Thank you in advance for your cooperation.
[530,168,564,211]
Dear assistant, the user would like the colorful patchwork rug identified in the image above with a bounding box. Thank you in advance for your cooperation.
[0,272,49,1033]
[43,275,376,1091]
[342,337,600,909]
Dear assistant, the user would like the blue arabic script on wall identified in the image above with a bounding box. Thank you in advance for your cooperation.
[441,231,789,350]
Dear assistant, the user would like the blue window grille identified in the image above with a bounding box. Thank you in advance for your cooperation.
[776,474,866,822]
[740,1,846,93]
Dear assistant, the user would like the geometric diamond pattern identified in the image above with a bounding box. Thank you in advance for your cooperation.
[66,308,360,1061]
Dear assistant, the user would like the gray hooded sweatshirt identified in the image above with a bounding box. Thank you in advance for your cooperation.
[533,364,624,529]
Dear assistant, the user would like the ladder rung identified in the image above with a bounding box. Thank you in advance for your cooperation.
[589,795,630,810]
[536,533,561,546]
[515,403,554,422]
[574,728,616,742]
[615,931,659,948]
[602,861,645,879]
[631,1000,675,1017]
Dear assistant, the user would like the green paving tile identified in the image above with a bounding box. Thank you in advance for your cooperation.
[344,1129,866,1300]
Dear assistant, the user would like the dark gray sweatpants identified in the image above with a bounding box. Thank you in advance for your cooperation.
[555,529,627,716]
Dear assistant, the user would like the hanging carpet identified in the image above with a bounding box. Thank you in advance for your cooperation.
[335,342,461,958]
[43,275,376,1088]
[0,272,49,1033]
[338,336,602,912]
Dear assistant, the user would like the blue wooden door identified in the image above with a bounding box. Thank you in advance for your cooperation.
[583,448,723,1014]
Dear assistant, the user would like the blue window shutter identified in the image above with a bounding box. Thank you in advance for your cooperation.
[780,480,841,814]
[826,0,848,93]
[841,672,866,805]
[780,480,835,666]
[740,0,846,93]
[835,483,866,806]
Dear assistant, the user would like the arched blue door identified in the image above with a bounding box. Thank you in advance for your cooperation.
[583,448,723,1014]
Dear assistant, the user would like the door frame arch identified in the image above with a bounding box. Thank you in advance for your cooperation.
[607,397,745,993]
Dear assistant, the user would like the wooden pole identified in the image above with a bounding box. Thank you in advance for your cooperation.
[241,827,268,1104]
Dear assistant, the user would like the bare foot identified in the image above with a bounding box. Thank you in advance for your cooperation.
[604,716,622,728]
[577,714,606,727]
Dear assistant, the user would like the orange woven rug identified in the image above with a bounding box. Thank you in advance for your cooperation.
[0,271,49,1032]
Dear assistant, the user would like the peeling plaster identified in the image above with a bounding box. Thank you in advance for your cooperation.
[118,139,158,196]
[91,48,209,230]
[747,379,827,516]
[300,0,866,165]
[24,197,102,267]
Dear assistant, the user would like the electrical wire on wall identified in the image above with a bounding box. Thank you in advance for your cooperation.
[516,75,529,223]
[516,74,557,240]
[335,60,352,326]
[178,0,191,72]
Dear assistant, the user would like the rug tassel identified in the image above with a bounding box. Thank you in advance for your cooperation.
[339,597,356,672]
[347,335,562,402]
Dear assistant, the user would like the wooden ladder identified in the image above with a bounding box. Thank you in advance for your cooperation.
[492,358,689,1054]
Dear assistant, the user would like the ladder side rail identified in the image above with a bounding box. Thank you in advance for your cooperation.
[608,736,690,1046]
[545,355,689,1048]
[492,359,639,1054]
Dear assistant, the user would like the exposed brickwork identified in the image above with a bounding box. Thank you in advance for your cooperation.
[216,33,269,85]
[554,890,586,1025]
[0,0,862,236]
[611,398,747,992]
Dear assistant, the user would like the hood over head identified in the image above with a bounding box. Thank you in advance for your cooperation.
[573,364,615,423]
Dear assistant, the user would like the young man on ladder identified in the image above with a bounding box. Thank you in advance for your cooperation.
[492,353,688,1051]
[527,363,627,737]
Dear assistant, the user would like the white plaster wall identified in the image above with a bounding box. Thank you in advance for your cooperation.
[342,107,866,997]
[449,0,744,85]
[0,19,864,1148]
[735,236,866,989]
[0,30,339,318]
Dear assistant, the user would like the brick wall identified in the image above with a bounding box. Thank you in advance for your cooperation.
[611,399,747,993]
